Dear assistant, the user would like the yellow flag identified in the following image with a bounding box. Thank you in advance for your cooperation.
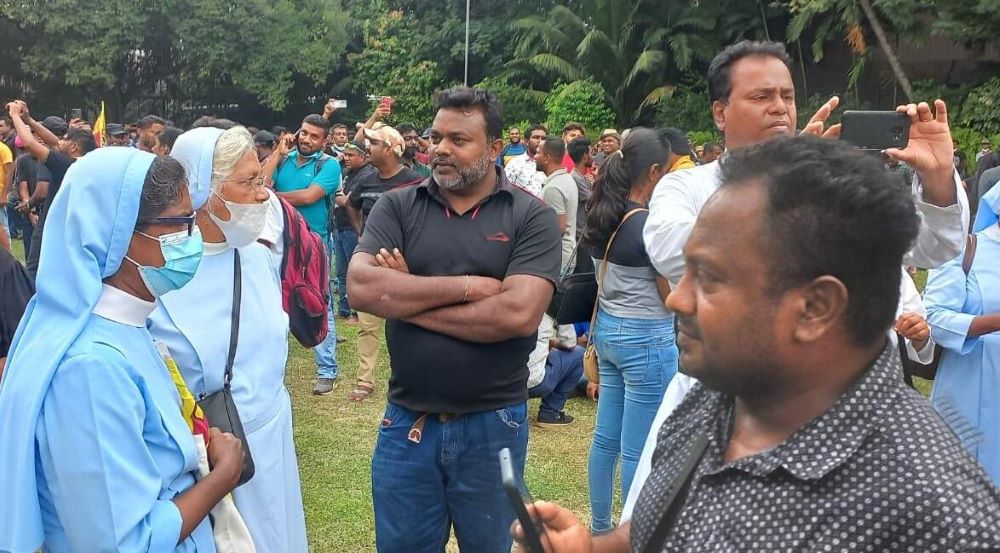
[92,101,106,147]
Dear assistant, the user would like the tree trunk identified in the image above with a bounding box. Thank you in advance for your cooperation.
[857,0,914,101]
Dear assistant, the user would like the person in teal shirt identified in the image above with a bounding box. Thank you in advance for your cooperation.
[0,147,244,552]
[266,114,342,237]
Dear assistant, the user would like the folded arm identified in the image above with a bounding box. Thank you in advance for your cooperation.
[404,274,554,343]
[347,252,471,319]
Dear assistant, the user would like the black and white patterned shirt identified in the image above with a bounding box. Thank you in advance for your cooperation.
[631,344,1000,552]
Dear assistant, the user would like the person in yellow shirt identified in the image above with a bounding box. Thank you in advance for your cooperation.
[658,127,697,172]
[0,141,13,252]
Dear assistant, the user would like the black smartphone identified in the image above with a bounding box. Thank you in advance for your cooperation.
[840,110,910,151]
[70,108,83,121]
[499,448,546,553]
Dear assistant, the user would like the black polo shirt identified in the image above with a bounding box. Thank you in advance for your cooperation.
[356,167,561,414]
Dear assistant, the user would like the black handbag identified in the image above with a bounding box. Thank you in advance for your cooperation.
[196,250,255,486]
[546,243,598,324]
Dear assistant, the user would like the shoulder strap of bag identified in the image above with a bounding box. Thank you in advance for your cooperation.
[224,250,242,389]
[586,208,648,336]
[962,233,977,275]
[641,430,710,553]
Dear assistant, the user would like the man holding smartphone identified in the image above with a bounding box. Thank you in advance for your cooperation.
[264,113,343,395]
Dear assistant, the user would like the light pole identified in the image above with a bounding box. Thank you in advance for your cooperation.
[464,0,470,86]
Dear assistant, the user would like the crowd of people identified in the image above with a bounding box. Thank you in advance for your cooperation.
[0,38,998,553]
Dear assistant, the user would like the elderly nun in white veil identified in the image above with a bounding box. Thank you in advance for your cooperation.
[147,125,309,552]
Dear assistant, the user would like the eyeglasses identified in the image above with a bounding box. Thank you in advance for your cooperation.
[139,213,198,236]
[225,175,266,191]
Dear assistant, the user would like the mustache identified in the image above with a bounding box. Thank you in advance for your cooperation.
[431,157,456,167]
[676,315,701,339]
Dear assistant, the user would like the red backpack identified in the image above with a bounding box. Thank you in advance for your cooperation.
[278,196,330,348]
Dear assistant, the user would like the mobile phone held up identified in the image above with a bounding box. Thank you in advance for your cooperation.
[380,96,394,111]
[70,108,83,121]
[332,99,348,109]
[839,110,910,151]
[500,448,547,553]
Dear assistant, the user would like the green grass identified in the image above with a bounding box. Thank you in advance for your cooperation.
[287,320,604,553]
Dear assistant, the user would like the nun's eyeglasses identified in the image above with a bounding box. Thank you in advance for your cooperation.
[139,213,198,236]
[226,175,266,191]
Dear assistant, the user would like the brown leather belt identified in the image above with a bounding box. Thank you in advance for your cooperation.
[408,413,461,444]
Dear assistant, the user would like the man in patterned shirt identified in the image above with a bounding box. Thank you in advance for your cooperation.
[505,124,548,197]
[513,136,1000,552]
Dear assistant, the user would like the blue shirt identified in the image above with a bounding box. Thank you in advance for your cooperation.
[273,151,341,236]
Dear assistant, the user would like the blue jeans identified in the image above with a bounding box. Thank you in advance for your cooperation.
[588,310,678,532]
[372,401,529,553]
[529,346,585,416]
[333,227,357,317]
[314,233,339,379]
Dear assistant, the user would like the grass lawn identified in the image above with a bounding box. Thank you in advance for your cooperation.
[286,319,606,552]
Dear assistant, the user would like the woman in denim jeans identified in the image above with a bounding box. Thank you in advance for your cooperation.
[583,128,678,533]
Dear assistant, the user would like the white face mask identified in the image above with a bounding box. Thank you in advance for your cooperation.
[208,191,268,248]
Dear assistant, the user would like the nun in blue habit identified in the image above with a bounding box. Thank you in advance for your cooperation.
[924,181,1000,486]
[148,126,308,553]
[0,148,244,552]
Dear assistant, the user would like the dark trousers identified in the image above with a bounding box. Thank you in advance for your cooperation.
[529,346,585,416]
[333,227,358,316]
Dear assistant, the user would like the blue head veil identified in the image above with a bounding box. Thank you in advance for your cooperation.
[0,147,156,552]
[973,182,1000,232]
[170,127,224,209]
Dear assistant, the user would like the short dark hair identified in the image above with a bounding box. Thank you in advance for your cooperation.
[137,156,187,229]
[301,114,331,133]
[396,123,418,135]
[527,124,548,137]
[567,137,592,163]
[137,115,166,129]
[272,125,288,136]
[332,123,348,132]
[704,142,722,153]
[658,127,692,156]
[434,87,503,141]
[0,115,12,126]
[158,126,183,151]
[65,128,96,155]
[540,137,566,159]
[719,135,919,346]
[708,40,793,104]
[562,122,585,135]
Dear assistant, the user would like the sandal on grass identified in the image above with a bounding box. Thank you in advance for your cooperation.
[349,384,374,403]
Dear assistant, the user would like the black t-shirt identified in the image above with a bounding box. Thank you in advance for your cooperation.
[26,150,74,279]
[15,154,51,197]
[334,163,377,230]
[588,201,653,268]
[0,248,34,358]
[348,165,422,232]
[356,170,562,414]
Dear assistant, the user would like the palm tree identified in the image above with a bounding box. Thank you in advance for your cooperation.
[787,0,918,100]
[507,0,724,127]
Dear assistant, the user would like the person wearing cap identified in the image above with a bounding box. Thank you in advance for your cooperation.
[497,126,527,167]
[106,123,129,146]
[263,113,343,396]
[7,100,97,278]
[331,140,373,322]
[978,138,992,163]
[254,129,275,162]
[595,128,621,168]
[345,124,422,402]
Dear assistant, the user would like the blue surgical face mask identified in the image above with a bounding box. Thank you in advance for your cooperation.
[126,227,204,297]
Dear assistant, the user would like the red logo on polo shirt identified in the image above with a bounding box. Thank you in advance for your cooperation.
[486,232,510,243]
